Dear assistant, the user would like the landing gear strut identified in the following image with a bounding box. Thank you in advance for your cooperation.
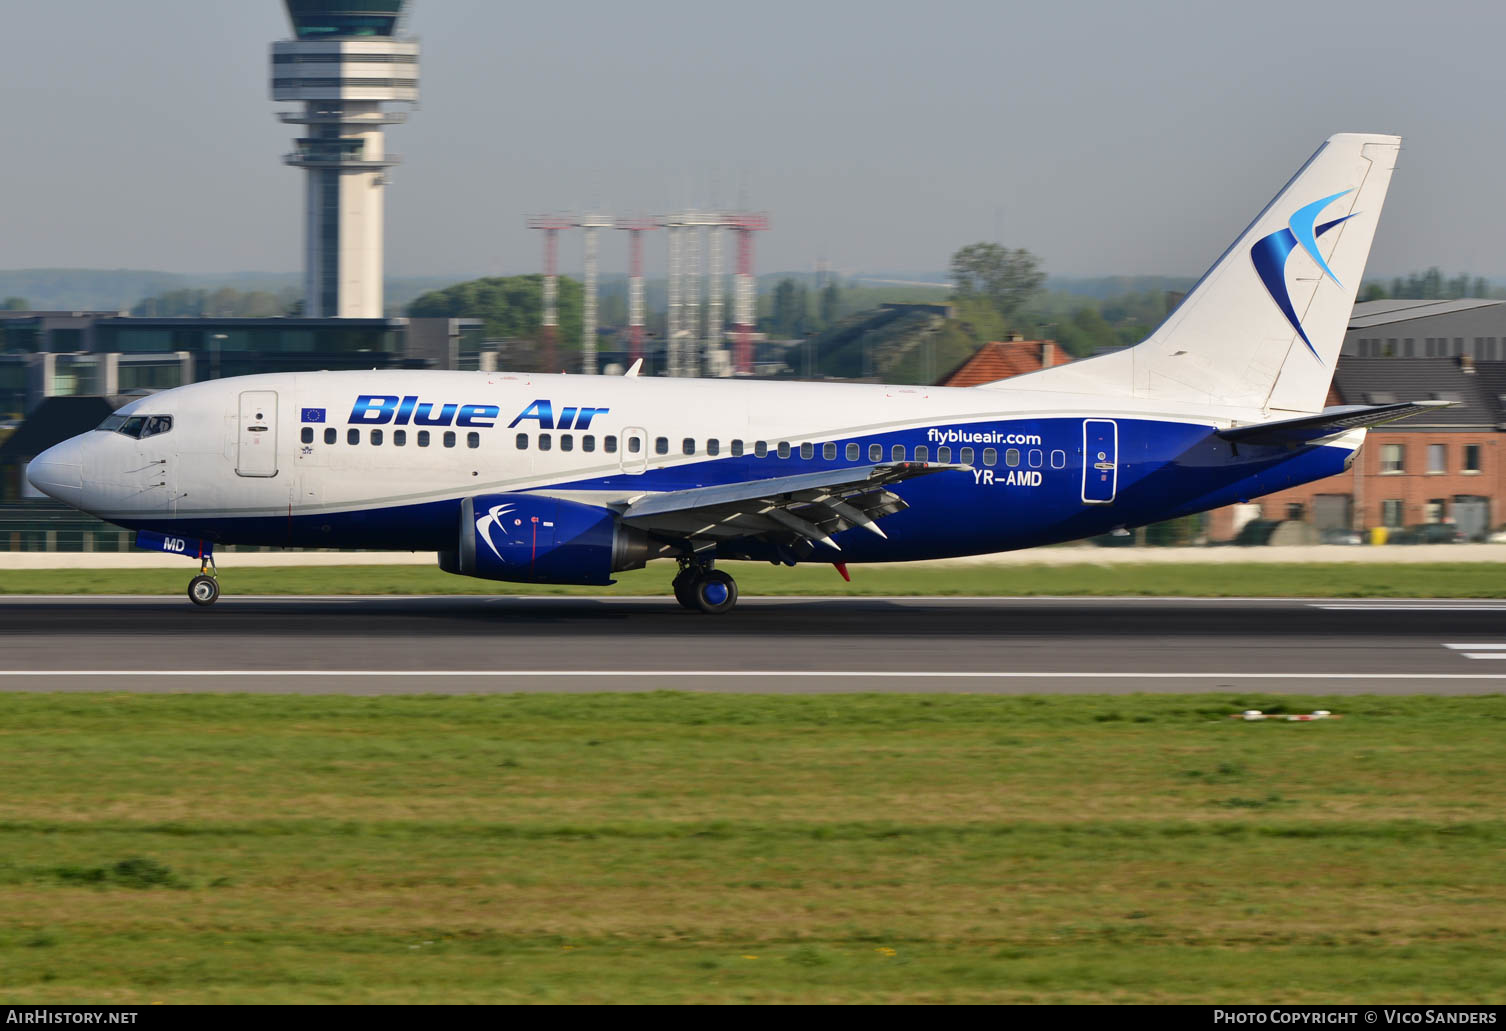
[672,557,738,614]
[188,554,220,608]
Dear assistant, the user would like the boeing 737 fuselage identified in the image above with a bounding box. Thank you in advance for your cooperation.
[28,133,1426,613]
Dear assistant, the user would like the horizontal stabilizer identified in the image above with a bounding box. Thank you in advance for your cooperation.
[1217,401,1452,445]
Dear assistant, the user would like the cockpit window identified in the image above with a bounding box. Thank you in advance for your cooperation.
[106,415,172,439]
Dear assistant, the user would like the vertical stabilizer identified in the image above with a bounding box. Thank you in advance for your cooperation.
[985,134,1400,414]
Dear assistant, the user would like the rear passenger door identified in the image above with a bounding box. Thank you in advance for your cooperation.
[1081,419,1117,504]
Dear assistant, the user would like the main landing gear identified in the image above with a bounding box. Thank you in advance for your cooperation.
[671,558,738,615]
[188,554,220,608]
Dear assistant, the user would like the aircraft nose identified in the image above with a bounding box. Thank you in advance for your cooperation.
[27,437,86,505]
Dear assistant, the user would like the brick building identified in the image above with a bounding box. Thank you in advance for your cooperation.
[938,339,1071,387]
[1208,356,1504,540]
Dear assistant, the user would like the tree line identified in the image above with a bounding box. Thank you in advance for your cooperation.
[1360,268,1505,303]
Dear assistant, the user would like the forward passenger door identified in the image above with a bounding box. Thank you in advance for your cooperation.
[236,391,279,478]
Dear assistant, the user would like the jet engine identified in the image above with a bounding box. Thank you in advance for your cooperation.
[439,494,655,585]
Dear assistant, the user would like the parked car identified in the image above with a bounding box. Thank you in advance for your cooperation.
[1490,527,1506,544]
[1320,527,1364,546]
[1389,523,1466,545]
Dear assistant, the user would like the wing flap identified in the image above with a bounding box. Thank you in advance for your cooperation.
[618,462,956,544]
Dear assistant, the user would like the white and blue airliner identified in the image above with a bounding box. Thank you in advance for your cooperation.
[28,133,1438,612]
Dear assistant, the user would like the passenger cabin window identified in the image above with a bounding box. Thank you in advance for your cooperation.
[847,443,860,461]
[605,436,618,454]
[868,443,882,462]
[891,444,906,461]
[707,439,720,456]
[731,440,744,457]
[418,430,430,448]
[347,428,360,445]
[655,437,669,455]
[799,442,814,460]
[516,433,528,450]
[583,435,596,453]
[539,433,552,452]
[982,447,997,466]
[371,429,383,446]
[467,432,481,449]
[443,431,457,449]
[938,446,952,463]
[914,445,928,462]
[627,437,641,454]
[1050,450,1066,469]
[960,447,975,465]
[778,442,791,459]
[755,442,768,458]
[561,434,574,452]
[1030,449,1043,468]
[683,438,696,455]
[394,430,407,447]
[823,442,836,460]
[301,427,314,444]
[324,428,336,445]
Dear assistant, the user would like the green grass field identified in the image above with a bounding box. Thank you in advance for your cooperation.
[2,693,1504,1003]
[1,560,1504,597]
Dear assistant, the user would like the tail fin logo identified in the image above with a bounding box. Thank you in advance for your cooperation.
[1250,189,1357,361]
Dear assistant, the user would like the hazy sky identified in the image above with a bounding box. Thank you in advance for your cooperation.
[7,0,1506,282]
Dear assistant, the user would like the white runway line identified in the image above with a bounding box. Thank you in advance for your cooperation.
[1314,604,1506,612]
[1443,643,1506,660]
[5,670,1506,680]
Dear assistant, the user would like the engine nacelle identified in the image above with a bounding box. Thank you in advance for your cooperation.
[438,494,653,585]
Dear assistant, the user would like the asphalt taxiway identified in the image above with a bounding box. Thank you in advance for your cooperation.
[2,595,1505,694]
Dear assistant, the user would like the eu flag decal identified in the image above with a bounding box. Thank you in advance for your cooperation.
[301,408,326,423]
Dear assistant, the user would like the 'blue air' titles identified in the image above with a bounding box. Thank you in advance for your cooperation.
[345,396,610,430]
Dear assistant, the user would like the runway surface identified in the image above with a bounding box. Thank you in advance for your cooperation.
[3,595,1506,694]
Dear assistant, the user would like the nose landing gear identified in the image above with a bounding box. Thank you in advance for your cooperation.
[188,555,220,607]
[671,558,738,614]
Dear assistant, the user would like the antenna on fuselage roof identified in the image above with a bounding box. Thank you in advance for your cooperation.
[624,359,643,378]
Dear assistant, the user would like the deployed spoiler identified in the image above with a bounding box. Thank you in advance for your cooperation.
[1217,401,1453,446]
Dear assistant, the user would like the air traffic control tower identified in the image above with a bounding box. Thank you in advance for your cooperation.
[272,2,419,318]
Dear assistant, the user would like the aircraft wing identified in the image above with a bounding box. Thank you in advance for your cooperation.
[616,462,964,549]
[1217,401,1453,446]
